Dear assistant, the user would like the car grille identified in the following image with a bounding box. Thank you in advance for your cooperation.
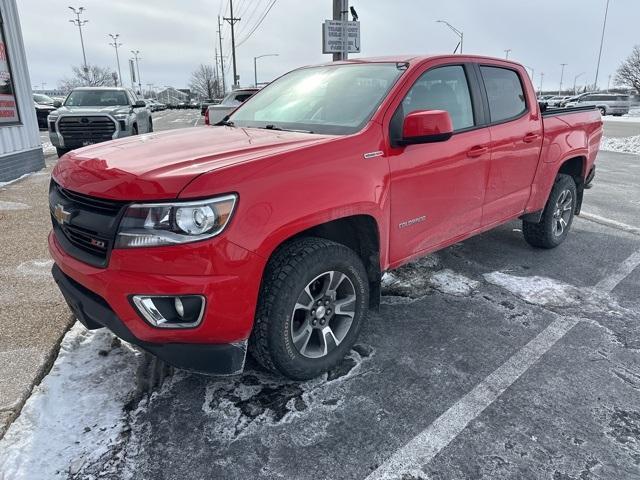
[49,181,127,267]
[58,116,117,145]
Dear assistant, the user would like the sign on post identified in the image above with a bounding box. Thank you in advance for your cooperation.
[322,20,360,54]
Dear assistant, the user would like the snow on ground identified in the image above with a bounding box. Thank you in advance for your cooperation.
[41,141,56,155]
[0,201,30,210]
[16,259,54,277]
[0,174,31,188]
[600,135,640,155]
[0,323,141,480]
[484,271,585,307]
[428,269,479,296]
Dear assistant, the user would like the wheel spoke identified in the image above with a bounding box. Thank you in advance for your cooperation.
[334,294,356,318]
[292,321,313,353]
[326,271,346,298]
[322,326,340,352]
[294,285,314,312]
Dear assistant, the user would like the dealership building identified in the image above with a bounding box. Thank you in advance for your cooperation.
[0,0,43,182]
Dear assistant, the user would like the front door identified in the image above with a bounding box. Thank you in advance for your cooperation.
[388,64,491,265]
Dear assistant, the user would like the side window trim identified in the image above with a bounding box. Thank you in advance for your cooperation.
[477,64,529,126]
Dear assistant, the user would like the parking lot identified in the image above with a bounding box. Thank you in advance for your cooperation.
[2,116,639,479]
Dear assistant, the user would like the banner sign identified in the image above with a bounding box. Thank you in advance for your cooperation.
[0,19,20,125]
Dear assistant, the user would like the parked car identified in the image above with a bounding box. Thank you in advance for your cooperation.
[546,95,572,107]
[205,88,259,125]
[145,99,167,112]
[33,93,57,129]
[564,93,630,116]
[200,98,220,115]
[49,55,601,380]
[47,86,153,157]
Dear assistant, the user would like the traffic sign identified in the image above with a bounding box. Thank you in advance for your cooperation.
[322,20,360,54]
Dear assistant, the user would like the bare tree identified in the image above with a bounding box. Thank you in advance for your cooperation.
[615,45,640,93]
[189,64,219,99]
[58,65,115,93]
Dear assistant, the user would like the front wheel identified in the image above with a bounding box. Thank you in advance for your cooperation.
[250,237,369,380]
[148,119,153,132]
[522,174,577,249]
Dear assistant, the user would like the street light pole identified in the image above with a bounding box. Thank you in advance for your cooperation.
[539,72,544,94]
[131,50,142,94]
[108,34,123,87]
[253,54,279,87]
[573,72,586,94]
[504,49,512,59]
[594,0,611,90]
[436,20,463,54]
[559,63,568,95]
[68,6,88,72]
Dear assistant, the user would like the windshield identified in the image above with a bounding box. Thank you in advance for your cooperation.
[64,90,129,107]
[229,63,405,135]
[33,94,53,104]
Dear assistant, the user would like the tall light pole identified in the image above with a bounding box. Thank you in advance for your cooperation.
[559,63,568,95]
[68,6,88,72]
[594,0,611,90]
[436,20,463,54]
[573,72,586,94]
[131,50,142,94]
[108,34,123,87]
[253,54,279,87]
[504,49,512,59]
[539,72,544,94]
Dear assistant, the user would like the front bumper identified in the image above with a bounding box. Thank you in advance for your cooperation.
[52,265,247,374]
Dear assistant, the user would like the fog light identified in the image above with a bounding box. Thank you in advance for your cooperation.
[131,295,205,328]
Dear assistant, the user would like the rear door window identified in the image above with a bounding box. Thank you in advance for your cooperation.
[402,65,475,131]
[480,66,527,122]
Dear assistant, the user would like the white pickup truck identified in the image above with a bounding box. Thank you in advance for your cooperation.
[204,88,259,125]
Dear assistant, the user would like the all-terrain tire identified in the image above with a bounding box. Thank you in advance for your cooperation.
[523,173,577,249]
[249,237,369,380]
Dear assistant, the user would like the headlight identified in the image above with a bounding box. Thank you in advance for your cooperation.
[115,194,237,248]
[114,113,129,121]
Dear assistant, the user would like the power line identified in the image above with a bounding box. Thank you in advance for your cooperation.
[236,0,277,48]
[235,0,264,37]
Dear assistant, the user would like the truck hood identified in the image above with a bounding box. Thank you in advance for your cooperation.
[52,126,334,200]
[53,105,132,116]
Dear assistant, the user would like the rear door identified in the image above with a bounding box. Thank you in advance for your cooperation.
[478,64,543,226]
[387,62,491,264]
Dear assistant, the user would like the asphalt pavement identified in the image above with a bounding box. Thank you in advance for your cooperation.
[5,112,640,479]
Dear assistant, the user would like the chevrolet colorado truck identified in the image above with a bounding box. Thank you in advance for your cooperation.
[48,86,152,158]
[49,55,601,380]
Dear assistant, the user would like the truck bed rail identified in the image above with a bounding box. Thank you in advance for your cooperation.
[541,105,597,117]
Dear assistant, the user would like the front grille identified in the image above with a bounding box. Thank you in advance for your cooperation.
[50,181,126,267]
[58,116,116,145]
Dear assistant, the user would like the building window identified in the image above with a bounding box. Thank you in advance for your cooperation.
[0,12,20,125]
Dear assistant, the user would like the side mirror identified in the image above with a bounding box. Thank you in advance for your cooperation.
[400,110,453,145]
[53,100,62,108]
[133,100,146,108]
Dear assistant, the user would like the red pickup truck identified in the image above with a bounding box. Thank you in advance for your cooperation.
[49,55,601,380]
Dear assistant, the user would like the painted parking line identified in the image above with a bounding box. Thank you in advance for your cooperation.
[580,211,640,236]
[367,248,640,479]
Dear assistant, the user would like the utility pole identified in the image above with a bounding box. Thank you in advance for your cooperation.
[214,47,221,97]
[131,50,142,94]
[333,0,349,61]
[108,34,123,87]
[217,15,226,95]
[224,0,241,89]
[68,6,89,72]
[146,83,154,99]
[504,49,512,59]
[594,0,611,91]
[573,72,585,94]
[559,63,567,95]
[436,20,463,55]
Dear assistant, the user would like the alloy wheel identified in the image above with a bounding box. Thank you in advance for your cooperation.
[552,189,573,237]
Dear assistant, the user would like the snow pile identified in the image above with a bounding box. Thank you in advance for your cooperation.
[483,272,584,307]
[0,323,141,479]
[41,142,56,155]
[600,135,640,155]
[428,269,479,296]
[16,259,54,277]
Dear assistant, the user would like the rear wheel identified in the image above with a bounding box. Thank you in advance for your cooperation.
[522,174,577,249]
[56,148,70,158]
[132,124,139,135]
[598,107,606,116]
[250,237,369,380]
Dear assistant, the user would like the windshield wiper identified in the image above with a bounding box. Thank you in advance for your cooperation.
[263,124,313,134]
[216,115,235,127]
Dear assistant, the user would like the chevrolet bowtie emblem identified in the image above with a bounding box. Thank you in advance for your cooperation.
[53,203,72,225]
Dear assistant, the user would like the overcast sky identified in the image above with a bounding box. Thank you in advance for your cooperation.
[15,0,640,94]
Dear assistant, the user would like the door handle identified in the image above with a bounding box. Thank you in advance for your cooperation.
[523,133,540,143]
[467,145,488,158]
